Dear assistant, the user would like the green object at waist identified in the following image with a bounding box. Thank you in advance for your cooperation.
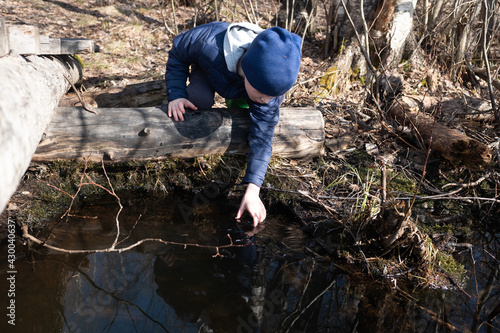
[225,98,249,109]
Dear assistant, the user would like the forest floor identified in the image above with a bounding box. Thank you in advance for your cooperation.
[1,0,499,286]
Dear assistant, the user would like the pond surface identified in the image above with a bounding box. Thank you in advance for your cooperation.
[0,189,498,332]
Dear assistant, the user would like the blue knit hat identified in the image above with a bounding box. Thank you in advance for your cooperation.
[241,27,302,97]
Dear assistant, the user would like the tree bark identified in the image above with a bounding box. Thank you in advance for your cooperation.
[384,0,418,68]
[323,0,418,93]
[33,106,325,162]
[0,55,82,213]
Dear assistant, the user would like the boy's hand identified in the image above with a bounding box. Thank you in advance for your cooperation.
[168,98,197,121]
[236,183,266,227]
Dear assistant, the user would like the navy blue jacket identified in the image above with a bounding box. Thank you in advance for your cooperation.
[165,22,280,187]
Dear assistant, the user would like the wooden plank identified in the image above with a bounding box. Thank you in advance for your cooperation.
[40,36,96,54]
[7,24,95,55]
[60,38,95,54]
[0,17,8,57]
[0,55,83,214]
[39,35,60,54]
[8,24,40,55]
[33,107,325,162]
[39,36,96,55]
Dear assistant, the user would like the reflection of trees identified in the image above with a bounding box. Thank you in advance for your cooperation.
[11,220,500,332]
[245,247,499,332]
[470,229,500,333]
[471,266,499,332]
[154,247,257,332]
[16,160,499,332]
[52,255,170,332]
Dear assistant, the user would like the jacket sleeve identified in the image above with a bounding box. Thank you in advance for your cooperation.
[242,97,280,187]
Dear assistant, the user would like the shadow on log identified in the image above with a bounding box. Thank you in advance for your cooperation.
[33,106,325,162]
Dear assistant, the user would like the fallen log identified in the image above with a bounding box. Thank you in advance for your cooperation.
[388,96,492,166]
[0,54,83,213]
[58,80,167,108]
[33,106,325,162]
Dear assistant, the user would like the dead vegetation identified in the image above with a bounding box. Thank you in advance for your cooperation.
[1,0,499,290]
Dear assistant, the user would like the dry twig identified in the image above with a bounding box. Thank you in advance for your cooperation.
[22,158,250,256]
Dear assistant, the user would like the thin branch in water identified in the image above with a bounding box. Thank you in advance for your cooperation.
[52,258,170,332]
[23,160,251,256]
[280,276,337,333]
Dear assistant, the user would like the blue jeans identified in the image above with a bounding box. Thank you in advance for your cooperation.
[186,65,215,109]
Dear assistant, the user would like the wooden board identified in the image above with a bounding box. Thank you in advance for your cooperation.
[33,106,325,162]
[40,36,96,55]
[59,80,167,109]
[5,23,96,55]
[7,24,40,55]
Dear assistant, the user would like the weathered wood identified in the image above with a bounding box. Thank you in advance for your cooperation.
[470,67,500,91]
[388,96,492,166]
[39,36,96,55]
[5,22,96,55]
[58,80,166,109]
[7,24,40,55]
[33,107,325,162]
[0,55,83,214]
[0,17,8,57]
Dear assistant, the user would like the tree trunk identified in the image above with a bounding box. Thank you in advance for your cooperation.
[275,0,319,36]
[323,0,418,92]
[0,55,83,213]
[384,0,419,68]
[33,106,325,162]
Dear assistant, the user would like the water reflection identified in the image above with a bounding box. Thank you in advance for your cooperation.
[0,191,498,332]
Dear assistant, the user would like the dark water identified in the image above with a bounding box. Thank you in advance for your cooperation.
[0,189,498,332]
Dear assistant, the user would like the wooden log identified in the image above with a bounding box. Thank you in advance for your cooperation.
[0,55,83,214]
[388,96,492,166]
[58,80,167,109]
[33,107,325,162]
[470,67,500,91]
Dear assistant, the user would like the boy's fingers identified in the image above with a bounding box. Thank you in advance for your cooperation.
[235,206,243,220]
[252,214,260,227]
[186,100,198,110]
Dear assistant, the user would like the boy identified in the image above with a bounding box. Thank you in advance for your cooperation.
[165,22,302,227]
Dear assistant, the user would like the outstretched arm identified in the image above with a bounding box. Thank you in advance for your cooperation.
[235,98,281,226]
